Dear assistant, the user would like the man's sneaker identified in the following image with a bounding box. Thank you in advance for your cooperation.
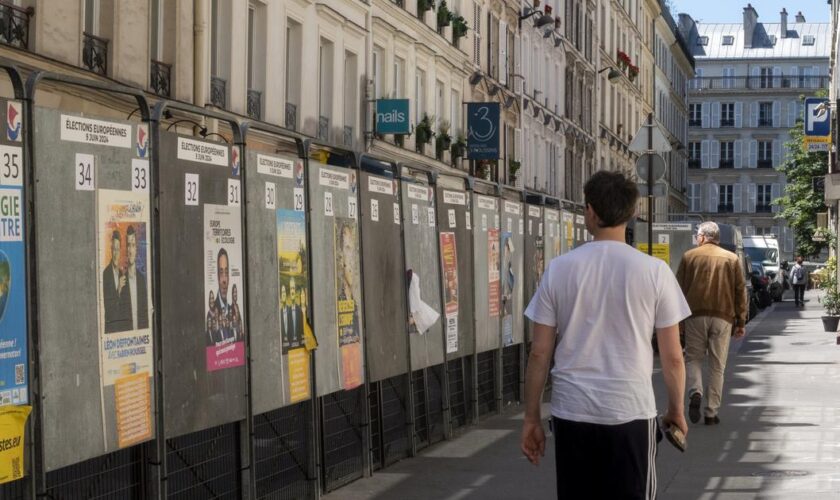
[704,415,720,425]
[689,393,702,423]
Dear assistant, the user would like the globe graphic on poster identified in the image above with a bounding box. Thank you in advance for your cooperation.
[0,251,9,323]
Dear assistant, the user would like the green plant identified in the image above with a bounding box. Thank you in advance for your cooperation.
[452,14,468,42]
[508,158,521,181]
[417,0,434,16]
[450,133,466,158]
[435,120,451,159]
[818,257,840,315]
[415,113,434,150]
[437,0,452,29]
[475,160,493,180]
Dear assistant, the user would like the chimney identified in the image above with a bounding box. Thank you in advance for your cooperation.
[743,4,759,49]
[795,11,806,23]
[780,8,788,38]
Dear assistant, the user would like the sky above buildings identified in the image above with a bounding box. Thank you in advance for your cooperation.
[671,0,830,24]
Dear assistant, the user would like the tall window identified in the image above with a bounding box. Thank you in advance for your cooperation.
[759,102,773,127]
[247,6,255,90]
[435,80,444,131]
[720,141,733,168]
[719,184,734,212]
[84,0,100,35]
[150,0,162,61]
[689,103,701,126]
[757,184,772,212]
[688,142,700,168]
[415,69,426,121]
[758,141,772,167]
[393,57,405,97]
[372,46,383,99]
[285,20,302,129]
[721,103,734,127]
[450,89,461,135]
[344,52,358,145]
[689,183,702,211]
[318,38,334,139]
[759,67,773,88]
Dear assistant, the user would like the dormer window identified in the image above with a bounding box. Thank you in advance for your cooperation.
[697,36,709,46]
[722,35,734,45]
[803,35,815,46]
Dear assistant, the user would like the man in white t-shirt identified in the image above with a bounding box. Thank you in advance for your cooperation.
[521,171,691,499]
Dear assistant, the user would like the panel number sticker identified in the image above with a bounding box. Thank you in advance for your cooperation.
[481,213,487,232]
[465,212,471,230]
[324,191,334,217]
[75,153,95,191]
[448,209,456,228]
[494,214,500,229]
[265,181,276,209]
[518,218,524,235]
[427,207,435,227]
[185,173,199,205]
[393,202,400,225]
[228,179,241,206]
[0,145,22,186]
[538,222,543,237]
[411,204,419,225]
[370,199,379,222]
[507,217,512,231]
[294,187,305,212]
[131,159,149,192]
[528,219,533,235]
[348,196,357,220]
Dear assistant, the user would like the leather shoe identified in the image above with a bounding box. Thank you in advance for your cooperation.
[689,393,701,423]
[704,416,720,425]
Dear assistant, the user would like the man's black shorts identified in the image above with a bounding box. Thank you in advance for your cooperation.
[553,416,660,499]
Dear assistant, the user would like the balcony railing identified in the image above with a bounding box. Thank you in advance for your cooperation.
[285,103,297,130]
[150,60,171,98]
[343,126,353,147]
[247,89,261,120]
[756,204,772,213]
[720,118,734,127]
[688,76,829,91]
[718,203,734,213]
[758,118,773,127]
[757,159,773,169]
[689,118,701,127]
[0,2,33,50]
[318,115,329,141]
[210,76,226,108]
[82,32,108,76]
[719,159,734,169]
[688,159,700,169]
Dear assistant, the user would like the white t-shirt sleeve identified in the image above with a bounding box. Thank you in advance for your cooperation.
[654,262,692,329]
[525,262,557,327]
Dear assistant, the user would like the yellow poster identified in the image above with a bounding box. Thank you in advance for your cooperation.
[0,405,30,484]
[114,373,152,448]
[636,243,670,265]
[287,348,310,403]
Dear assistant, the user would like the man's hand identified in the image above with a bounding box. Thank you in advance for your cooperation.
[733,326,745,339]
[662,408,688,437]
[521,418,546,465]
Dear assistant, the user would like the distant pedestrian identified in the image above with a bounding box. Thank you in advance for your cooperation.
[676,221,747,426]
[791,256,807,307]
[521,171,691,500]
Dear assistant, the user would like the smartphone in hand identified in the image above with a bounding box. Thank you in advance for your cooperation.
[663,423,687,453]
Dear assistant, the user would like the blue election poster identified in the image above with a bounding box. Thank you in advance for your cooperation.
[0,99,28,406]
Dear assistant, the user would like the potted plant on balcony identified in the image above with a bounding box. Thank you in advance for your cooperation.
[417,0,435,19]
[415,113,434,153]
[818,257,840,332]
[452,14,468,45]
[437,0,452,31]
[628,64,639,82]
[617,51,631,70]
[435,120,451,161]
[508,158,521,185]
[450,133,467,160]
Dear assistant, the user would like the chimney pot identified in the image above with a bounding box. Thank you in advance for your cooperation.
[743,4,759,49]
[780,8,788,38]
[795,11,806,22]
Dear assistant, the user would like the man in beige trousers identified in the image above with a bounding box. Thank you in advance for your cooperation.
[676,222,747,425]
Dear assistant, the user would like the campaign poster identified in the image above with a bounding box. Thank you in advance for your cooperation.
[501,232,515,346]
[439,232,459,354]
[488,228,501,317]
[335,217,362,389]
[0,185,27,407]
[529,235,545,302]
[96,189,153,448]
[204,204,246,372]
[277,210,307,354]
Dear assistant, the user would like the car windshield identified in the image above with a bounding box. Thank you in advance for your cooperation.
[745,247,777,266]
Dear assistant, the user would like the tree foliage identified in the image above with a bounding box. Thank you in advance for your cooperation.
[775,102,828,258]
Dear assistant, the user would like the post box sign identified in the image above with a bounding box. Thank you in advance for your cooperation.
[467,102,500,160]
[376,99,410,135]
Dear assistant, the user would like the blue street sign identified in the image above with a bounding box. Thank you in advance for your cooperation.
[467,102,500,160]
[804,97,830,137]
[376,99,410,135]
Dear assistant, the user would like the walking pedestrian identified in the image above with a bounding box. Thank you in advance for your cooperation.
[791,256,807,307]
[521,171,691,500]
[676,221,747,426]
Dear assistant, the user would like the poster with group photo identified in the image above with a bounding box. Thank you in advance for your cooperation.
[335,217,362,389]
[96,189,153,449]
[204,204,246,372]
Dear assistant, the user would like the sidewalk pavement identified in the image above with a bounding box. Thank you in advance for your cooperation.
[325,290,840,499]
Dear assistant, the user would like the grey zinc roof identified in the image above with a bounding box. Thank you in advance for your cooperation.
[691,22,830,59]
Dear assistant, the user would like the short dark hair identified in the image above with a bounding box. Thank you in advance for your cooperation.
[583,171,638,228]
[217,248,228,266]
[111,229,121,242]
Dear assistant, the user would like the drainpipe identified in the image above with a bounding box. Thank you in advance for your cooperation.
[194,0,208,107]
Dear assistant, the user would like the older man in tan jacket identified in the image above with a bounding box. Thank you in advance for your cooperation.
[676,221,747,425]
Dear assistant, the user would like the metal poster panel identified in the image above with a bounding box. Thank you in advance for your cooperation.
[523,204,543,343]
[360,171,408,383]
[466,102,500,160]
[246,147,311,413]
[310,162,364,396]
[501,199,524,346]
[33,107,153,471]
[634,222,695,274]
[158,132,245,438]
[0,99,27,408]
[435,177,474,359]
[560,211,575,255]
[402,178,444,370]
[472,192,500,353]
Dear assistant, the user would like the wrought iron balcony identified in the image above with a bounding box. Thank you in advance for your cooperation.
[756,204,772,213]
[150,60,171,98]
[718,203,734,213]
[718,159,734,169]
[688,159,700,169]
[688,76,829,92]
[757,159,773,169]
[210,76,226,108]
[689,119,701,127]
[720,118,735,127]
[247,89,261,120]
[343,126,353,147]
[285,102,297,130]
[82,32,108,76]
[318,115,329,141]
[758,118,773,127]
[0,2,33,50]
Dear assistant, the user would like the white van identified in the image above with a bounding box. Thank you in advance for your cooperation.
[743,235,783,301]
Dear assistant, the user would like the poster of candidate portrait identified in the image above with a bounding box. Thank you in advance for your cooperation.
[277,209,307,355]
[96,189,153,448]
[204,204,246,372]
[335,217,362,389]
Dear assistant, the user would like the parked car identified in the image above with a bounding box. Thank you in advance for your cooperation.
[743,235,784,302]
[718,224,754,322]
[750,261,774,309]
[744,254,758,321]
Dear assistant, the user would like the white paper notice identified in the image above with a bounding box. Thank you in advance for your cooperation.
[131,159,149,193]
[465,212,472,230]
[370,199,379,222]
[184,173,199,205]
[294,187,305,212]
[446,316,458,354]
[0,145,23,186]
[427,207,435,227]
[265,182,276,209]
[324,191,334,216]
[393,203,401,225]
[227,179,241,207]
[348,196,357,220]
[411,204,419,225]
[448,209,456,228]
[75,153,95,191]
[518,218,524,235]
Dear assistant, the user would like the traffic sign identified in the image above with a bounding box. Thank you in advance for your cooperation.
[629,122,672,153]
[635,153,666,182]
[804,97,830,152]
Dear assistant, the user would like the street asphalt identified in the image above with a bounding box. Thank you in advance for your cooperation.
[325,290,840,499]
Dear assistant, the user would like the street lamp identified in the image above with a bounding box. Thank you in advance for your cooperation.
[519,7,554,30]
[598,66,623,84]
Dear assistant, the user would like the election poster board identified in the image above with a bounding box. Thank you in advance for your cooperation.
[500,198,524,346]
[472,189,500,354]
[33,107,153,471]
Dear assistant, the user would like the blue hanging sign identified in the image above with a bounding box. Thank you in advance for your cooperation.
[467,102,500,160]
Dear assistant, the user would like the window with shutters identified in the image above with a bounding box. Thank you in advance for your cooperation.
[487,13,496,79]
[758,102,773,127]
[719,141,734,168]
[758,141,772,168]
[688,142,700,168]
[451,89,461,135]
[756,184,772,212]
[718,184,734,212]
[473,3,481,66]
[689,103,701,126]
[721,103,734,127]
